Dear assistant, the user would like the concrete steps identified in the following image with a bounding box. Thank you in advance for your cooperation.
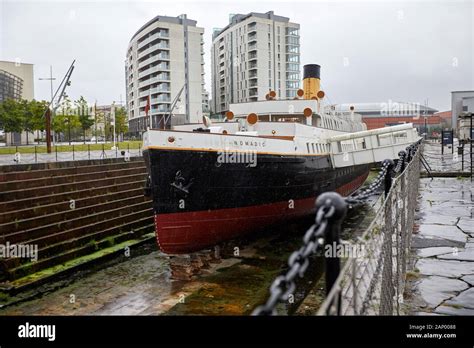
[0,165,146,191]
[0,180,144,214]
[0,157,154,284]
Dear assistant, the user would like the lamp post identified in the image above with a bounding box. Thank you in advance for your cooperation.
[111,102,117,150]
[38,65,56,146]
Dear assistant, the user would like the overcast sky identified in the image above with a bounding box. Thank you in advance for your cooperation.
[1,0,472,111]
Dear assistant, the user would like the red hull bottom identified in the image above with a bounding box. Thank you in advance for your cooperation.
[155,172,369,254]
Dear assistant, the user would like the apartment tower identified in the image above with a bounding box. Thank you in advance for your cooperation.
[126,14,206,133]
[211,11,300,115]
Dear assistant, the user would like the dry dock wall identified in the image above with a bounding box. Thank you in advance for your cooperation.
[0,157,154,286]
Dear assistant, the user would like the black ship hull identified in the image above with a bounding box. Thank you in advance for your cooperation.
[144,147,370,254]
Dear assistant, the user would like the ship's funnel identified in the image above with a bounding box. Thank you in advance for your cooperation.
[303,64,321,100]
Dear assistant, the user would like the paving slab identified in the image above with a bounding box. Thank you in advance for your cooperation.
[417,276,468,308]
[461,275,474,286]
[438,249,474,262]
[411,237,464,249]
[443,288,474,310]
[416,255,474,278]
[417,224,468,243]
[435,305,474,316]
[406,173,474,316]
[416,247,456,258]
[458,218,474,234]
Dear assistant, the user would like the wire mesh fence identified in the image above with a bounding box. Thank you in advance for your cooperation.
[317,144,422,315]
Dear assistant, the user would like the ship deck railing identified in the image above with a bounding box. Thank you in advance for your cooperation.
[329,123,421,168]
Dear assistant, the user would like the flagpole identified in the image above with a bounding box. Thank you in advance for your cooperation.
[94,101,98,144]
[112,102,116,149]
[149,88,152,130]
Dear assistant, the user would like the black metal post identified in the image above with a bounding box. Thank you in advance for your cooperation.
[72,144,75,161]
[451,129,454,154]
[441,133,444,155]
[55,145,58,162]
[384,159,394,197]
[68,115,71,146]
[399,151,406,173]
[34,145,37,163]
[88,144,90,160]
[459,141,465,172]
[424,116,427,140]
[470,114,473,181]
[316,192,347,300]
[406,146,412,163]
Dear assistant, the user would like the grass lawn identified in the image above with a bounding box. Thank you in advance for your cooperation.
[0,141,143,154]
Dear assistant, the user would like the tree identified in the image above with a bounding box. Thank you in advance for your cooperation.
[29,100,49,143]
[75,96,94,143]
[20,100,32,144]
[114,106,128,140]
[0,99,23,145]
[56,98,80,144]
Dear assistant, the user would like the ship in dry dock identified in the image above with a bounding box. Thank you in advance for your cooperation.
[143,64,396,253]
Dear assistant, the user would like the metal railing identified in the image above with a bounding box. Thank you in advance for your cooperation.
[253,139,422,315]
[0,143,143,166]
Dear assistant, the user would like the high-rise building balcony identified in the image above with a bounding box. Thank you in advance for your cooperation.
[285,27,299,36]
[248,52,257,60]
[249,80,258,87]
[154,105,171,113]
[248,22,257,33]
[139,84,170,97]
[248,33,257,42]
[248,42,257,51]
[138,42,170,59]
[249,71,258,79]
[249,90,258,97]
[138,63,170,79]
[139,95,171,107]
[139,74,171,88]
[249,62,257,69]
[138,53,170,69]
[138,30,169,49]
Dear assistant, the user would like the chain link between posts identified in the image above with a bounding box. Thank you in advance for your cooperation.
[252,139,422,316]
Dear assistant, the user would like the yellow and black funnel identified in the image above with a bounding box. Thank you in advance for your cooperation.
[303,64,321,100]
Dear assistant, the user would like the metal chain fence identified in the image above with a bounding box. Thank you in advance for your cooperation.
[317,143,422,315]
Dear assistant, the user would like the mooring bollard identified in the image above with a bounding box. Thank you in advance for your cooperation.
[384,159,394,196]
[316,192,347,298]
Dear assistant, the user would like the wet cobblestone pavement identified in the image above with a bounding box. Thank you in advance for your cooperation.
[406,177,474,315]
[422,141,472,173]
